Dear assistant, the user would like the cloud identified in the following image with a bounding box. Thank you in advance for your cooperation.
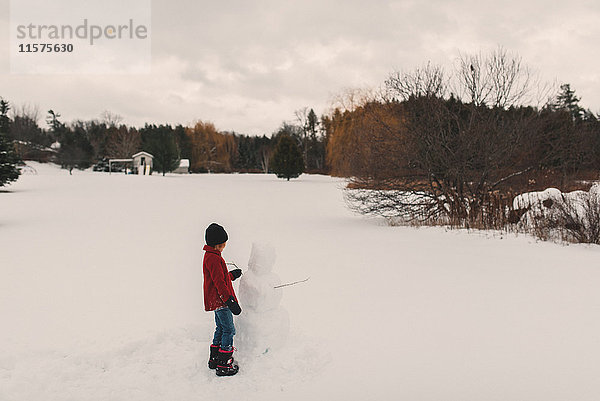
[1,0,599,134]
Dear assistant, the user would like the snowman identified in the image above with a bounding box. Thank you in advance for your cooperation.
[236,242,290,355]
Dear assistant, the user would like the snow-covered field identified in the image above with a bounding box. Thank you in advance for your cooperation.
[2,162,600,401]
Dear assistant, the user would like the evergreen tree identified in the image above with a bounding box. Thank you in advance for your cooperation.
[553,83,584,121]
[234,135,257,171]
[72,119,109,161]
[141,124,180,175]
[47,110,93,174]
[233,134,273,172]
[0,98,20,187]
[270,134,304,181]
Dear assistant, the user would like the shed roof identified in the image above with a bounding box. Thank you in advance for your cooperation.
[132,151,154,158]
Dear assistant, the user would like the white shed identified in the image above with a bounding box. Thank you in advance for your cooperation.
[173,159,190,174]
[132,151,154,175]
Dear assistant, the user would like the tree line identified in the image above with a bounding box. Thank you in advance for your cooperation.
[0,102,330,179]
[3,46,600,201]
[325,48,600,230]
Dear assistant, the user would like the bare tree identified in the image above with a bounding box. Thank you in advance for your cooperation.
[385,62,447,101]
[330,87,379,114]
[345,62,543,228]
[455,51,489,106]
[259,145,271,173]
[11,103,40,123]
[106,126,141,158]
[9,103,47,146]
[294,107,309,163]
[454,47,534,108]
[335,48,585,232]
[100,110,123,128]
[552,193,600,244]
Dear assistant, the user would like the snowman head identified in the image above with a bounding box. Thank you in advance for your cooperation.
[248,242,276,275]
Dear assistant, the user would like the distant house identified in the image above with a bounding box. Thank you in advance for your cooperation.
[132,151,154,175]
[173,159,190,174]
[107,151,154,174]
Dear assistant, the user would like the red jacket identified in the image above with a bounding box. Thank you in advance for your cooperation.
[203,245,238,311]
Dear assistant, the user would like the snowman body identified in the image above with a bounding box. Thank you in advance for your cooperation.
[237,243,290,354]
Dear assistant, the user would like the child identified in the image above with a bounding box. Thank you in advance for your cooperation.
[203,223,243,376]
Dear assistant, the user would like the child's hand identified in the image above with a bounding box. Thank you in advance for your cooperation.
[230,269,243,281]
[226,296,242,315]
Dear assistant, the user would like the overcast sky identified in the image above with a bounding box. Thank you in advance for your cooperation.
[1,0,599,135]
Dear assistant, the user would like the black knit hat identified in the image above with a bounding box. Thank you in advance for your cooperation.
[205,223,228,247]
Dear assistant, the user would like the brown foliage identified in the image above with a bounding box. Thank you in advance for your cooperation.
[326,101,409,179]
[329,49,600,233]
[185,121,236,173]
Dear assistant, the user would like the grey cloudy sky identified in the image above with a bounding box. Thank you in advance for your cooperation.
[1,0,599,135]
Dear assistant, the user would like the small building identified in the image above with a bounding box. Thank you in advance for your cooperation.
[132,151,154,175]
[173,159,190,174]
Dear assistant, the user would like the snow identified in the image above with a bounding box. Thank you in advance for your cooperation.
[513,187,564,211]
[2,162,600,400]
[513,184,600,235]
[513,185,600,213]
[237,243,290,355]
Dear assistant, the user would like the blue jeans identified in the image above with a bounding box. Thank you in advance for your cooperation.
[213,307,236,350]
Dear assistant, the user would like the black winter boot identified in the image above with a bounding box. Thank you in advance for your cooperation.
[208,344,220,369]
[215,348,239,376]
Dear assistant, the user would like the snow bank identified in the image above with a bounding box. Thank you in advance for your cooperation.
[512,187,563,210]
[2,163,600,400]
[513,184,600,233]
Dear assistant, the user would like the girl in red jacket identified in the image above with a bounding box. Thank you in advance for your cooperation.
[203,223,242,376]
